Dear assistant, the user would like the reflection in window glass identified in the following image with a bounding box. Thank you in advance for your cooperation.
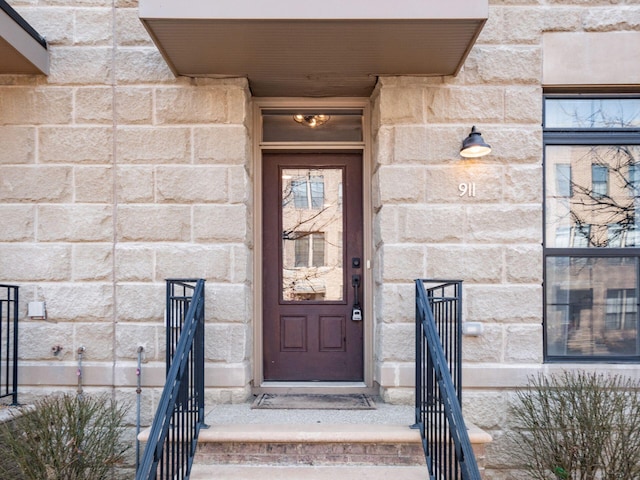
[545,98,640,128]
[545,145,640,248]
[281,168,343,302]
[546,256,639,357]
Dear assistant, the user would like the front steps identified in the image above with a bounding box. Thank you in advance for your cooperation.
[189,424,427,480]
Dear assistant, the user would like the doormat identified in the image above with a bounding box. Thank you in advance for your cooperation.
[251,393,376,410]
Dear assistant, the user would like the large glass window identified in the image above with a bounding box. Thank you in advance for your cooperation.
[544,96,640,361]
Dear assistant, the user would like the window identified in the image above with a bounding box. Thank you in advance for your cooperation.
[294,232,325,268]
[291,175,324,209]
[544,96,640,361]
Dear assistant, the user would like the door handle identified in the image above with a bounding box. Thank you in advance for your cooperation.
[351,275,362,321]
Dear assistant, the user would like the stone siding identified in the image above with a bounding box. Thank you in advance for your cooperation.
[0,0,639,478]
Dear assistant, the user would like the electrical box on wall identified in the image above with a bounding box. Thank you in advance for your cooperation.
[28,301,47,319]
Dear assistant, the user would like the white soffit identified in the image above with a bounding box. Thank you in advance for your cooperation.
[139,0,488,97]
[0,1,49,75]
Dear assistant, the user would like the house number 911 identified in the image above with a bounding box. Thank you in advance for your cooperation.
[458,182,476,197]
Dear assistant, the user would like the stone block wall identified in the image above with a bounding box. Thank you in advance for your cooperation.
[0,0,639,478]
[370,1,640,478]
[0,0,253,419]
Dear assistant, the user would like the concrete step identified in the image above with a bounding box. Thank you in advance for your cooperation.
[194,424,426,467]
[189,464,427,480]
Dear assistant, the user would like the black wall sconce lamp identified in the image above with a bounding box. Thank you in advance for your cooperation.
[460,126,492,158]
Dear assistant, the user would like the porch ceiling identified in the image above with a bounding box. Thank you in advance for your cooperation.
[0,0,49,75]
[138,0,487,97]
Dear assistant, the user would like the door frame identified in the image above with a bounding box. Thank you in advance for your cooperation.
[252,97,374,393]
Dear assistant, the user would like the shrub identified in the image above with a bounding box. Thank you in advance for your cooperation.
[510,371,640,480]
[0,393,130,480]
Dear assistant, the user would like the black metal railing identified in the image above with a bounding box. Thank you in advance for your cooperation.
[415,279,481,480]
[0,285,19,406]
[136,279,206,480]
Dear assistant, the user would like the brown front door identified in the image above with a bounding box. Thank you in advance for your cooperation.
[262,152,364,381]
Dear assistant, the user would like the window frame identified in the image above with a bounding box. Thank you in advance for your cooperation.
[543,93,640,363]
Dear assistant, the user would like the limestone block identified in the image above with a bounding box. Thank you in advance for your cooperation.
[208,284,250,324]
[464,45,541,85]
[426,246,504,284]
[486,126,542,164]
[0,244,71,282]
[39,127,113,163]
[115,283,164,322]
[156,166,229,203]
[502,7,544,44]
[0,205,35,241]
[377,85,425,125]
[75,8,113,45]
[396,363,415,387]
[155,244,231,281]
[375,205,400,244]
[74,323,116,361]
[193,205,247,242]
[398,205,466,243]
[427,87,505,123]
[75,87,113,124]
[193,126,249,165]
[73,244,113,281]
[116,205,191,241]
[38,205,113,242]
[461,323,504,363]
[424,126,468,163]
[115,8,154,46]
[379,323,415,362]
[17,7,74,46]
[75,166,114,203]
[115,48,175,84]
[49,47,113,85]
[476,6,503,44]
[505,245,542,283]
[206,324,249,363]
[115,87,153,124]
[18,321,75,361]
[114,245,154,282]
[584,6,640,31]
[0,87,72,125]
[229,245,250,284]
[372,125,394,167]
[462,391,510,431]
[425,165,503,203]
[116,166,154,202]
[380,387,414,405]
[155,87,227,124]
[504,164,542,204]
[378,166,427,203]
[380,244,426,283]
[115,323,159,361]
[228,165,249,204]
[39,283,114,321]
[376,283,415,324]
[0,127,35,164]
[116,127,190,164]
[504,324,543,363]
[465,205,541,244]
[392,126,429,163]
[504,86,542,124]
[465,284,543,324]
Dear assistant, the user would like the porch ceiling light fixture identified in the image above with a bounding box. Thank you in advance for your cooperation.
[293,114,330,128]
[460,126,492,158]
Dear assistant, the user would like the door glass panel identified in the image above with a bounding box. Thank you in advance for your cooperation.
[281,168,343,302]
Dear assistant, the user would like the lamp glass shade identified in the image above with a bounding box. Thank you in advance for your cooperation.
[460,126,491,158]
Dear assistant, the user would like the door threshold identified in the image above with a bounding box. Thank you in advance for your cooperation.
[254,382,378,396]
